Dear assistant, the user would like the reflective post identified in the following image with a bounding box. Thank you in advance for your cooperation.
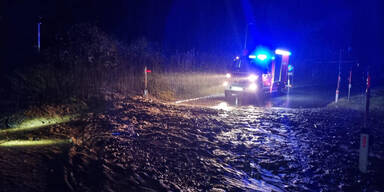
[335,49,342,103]
[359,72,371,173]
[270,59,275,93]
[359,133,369,173]
[335,74,341,103]
[348,69,352,101]
[37,22,41,52]
[144,66,148,97]
[364,72,371,127]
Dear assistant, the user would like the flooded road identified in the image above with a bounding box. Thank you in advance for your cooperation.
[176,85,337,109]
[1,92,384,191]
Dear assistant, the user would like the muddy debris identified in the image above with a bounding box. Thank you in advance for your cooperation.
[1,94,384,191]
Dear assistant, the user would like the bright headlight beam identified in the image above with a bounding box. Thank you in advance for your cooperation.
[0,139,71,147]
[248,55,256,59]
[248,74,258,82]
[0,115,75,133]
[231,86,244,91]
[248,83,258,91]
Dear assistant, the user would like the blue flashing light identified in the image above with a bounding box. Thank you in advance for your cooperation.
[249,46,272,69]
[257,54,267,61]
[288,65,294,72]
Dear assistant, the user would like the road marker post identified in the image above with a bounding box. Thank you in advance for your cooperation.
[335,74,341,103]
[144,66,148,97]
[335,49,342,103]
[359,133,369,173]
[364,72,371,126]
[359,72,371,173]
[348,69,352,101]
[37,21,41,52]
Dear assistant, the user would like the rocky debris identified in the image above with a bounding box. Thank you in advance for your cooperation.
[1,93,384,191]
[59,94,384,191]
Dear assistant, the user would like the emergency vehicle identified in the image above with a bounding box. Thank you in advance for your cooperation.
[223,48,293,104]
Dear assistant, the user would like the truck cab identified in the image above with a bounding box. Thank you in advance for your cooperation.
[223,49,292,104]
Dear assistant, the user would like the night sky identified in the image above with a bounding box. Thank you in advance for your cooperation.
[1,0,383,74]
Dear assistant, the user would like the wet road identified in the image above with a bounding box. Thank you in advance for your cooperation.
[176,85,336,108]
[1,91,384,191]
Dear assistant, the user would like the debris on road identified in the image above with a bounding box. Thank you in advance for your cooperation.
[1,92,384,191]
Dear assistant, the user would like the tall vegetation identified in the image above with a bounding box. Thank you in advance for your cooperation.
[5,24,229,105]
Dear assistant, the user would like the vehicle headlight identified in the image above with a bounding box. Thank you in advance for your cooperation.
[223,81,229,87]
[248,74,258,82]
[248,83,257,91]
[226,73,231,79]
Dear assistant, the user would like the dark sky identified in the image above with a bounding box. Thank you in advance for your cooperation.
[1,0,383,73]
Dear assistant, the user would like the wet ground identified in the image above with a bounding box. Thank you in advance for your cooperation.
[1,88,384,191]
[177,85,341,108]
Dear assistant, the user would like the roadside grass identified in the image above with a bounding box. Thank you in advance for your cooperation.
[327,87,384,113]
[148,72,225,101]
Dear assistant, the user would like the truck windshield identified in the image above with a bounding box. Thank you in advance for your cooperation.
[232,58,269,73]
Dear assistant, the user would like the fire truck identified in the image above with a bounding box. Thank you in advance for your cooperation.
[223,48,293,104]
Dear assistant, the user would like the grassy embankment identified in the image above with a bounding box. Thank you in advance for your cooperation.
[327,87,384,113]
[148,72,225,101]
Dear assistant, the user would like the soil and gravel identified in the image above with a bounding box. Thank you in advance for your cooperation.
[1,92,384,192]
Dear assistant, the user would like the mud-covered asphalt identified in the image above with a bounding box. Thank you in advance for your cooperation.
[1,92,384,192]
[177,85,341,109]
